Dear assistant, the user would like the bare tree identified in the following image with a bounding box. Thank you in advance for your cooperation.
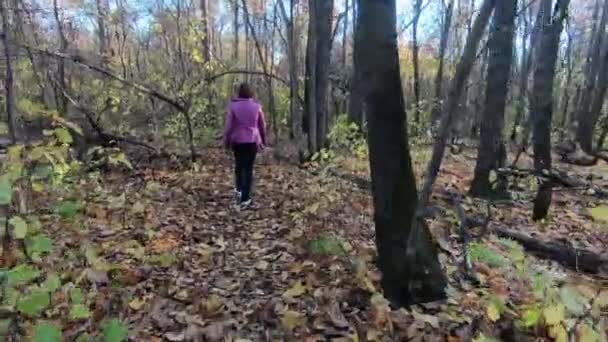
[470,0,517,197]
[530,0,570,220]
[0,0,16,143]
[412,0,423,131]
[356,0,446,306]
[431,0,455,127]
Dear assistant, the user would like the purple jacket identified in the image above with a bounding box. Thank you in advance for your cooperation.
[223,98,267,148]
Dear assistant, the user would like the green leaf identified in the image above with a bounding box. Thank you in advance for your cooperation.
[33,322,62,342]
[590,206,608,224]
[27,234,53,255]
[7,264,40,287]
[41,274,61,293]
[469,242,506,267]
[55,200,82,219]
[9,216,27,239]
[519,307,541,328]
[17,289,50,316]
[69,287,85,304]
[0,176,13,205]
[69,304,91,320]
[102,319,128,342]
[54,128,73,145]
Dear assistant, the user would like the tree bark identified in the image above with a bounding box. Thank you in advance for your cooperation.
[52,0,69,116]
[530,0,570,221]
[575,0,608,152]
[0,0,17,143]
[233,0,239,62]
[357,0,446,306]
[314,0,334,149]
[201,0,211,62]
[417,0,496,211]
[412,0,423,132]
[305,0,318,154]
[558,29,574,142]
[278,0,305,157]
[470,0,516,197]
[431,0,454,128]
[347,0,364,127]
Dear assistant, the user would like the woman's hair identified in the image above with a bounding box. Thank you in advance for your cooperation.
[237,83,255,99]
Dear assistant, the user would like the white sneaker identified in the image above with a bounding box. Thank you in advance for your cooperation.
[240,199,252,210]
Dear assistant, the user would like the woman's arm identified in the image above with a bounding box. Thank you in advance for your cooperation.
[223,106,235,148]
[258,106,267,146]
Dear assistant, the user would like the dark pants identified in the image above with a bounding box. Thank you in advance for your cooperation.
[233,143,258,202]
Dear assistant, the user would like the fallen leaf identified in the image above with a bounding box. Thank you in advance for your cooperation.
[282,281,307,299]
[543,303,565,326]
[280,310,306,331]
[129,297,146,311]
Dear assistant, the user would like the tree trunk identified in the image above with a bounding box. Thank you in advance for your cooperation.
[417,0,496,210]
[315,0,334,149]
[576,0,608,152]
[356,0,446,306]
[305,0,318,154]
[278,0,305,157]
[431,0,454,128]
[412,0,423,132]
[52,0,69,116]
[470,0,516,197]
[558,30,574,142]
[201,0,211,62]
[233,0,239,62]
[347,0,364,127]
[509,2,532,142]
[0,0,16,143]
[530,0,570,221]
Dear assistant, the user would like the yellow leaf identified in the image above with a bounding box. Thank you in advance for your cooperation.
[280,310,306,331]
[282,281,307,299]
[486,301,501,322]
[590,206,608,223]
[129,297,146,310]
[201,294,224,316]
[548,324,567,342]
[543,303,565,326]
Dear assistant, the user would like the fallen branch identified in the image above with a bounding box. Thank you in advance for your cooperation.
[60,89,159,153]
[21,44,198,161]
[493,227,608,274]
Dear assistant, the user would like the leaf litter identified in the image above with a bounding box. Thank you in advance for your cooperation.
[20,148,608,340]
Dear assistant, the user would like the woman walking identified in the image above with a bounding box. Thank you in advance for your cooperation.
[223,83,267,209]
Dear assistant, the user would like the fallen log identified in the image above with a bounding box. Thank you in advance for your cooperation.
[494,227,608,275]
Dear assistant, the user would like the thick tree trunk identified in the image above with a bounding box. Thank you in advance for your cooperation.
[357,0,446,306]
[431,0,454,128]
[315,0,334,149]
[0,0,16,143]
[530,0,570,221]
[470,0,516,197]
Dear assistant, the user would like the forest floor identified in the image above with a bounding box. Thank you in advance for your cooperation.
[29,146,608,341]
